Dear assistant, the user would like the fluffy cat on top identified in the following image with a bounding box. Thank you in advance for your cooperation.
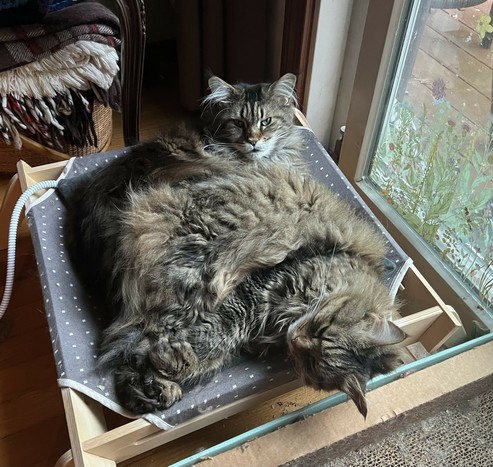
[60,73,406,418]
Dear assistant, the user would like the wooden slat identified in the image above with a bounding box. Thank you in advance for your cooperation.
[119,386,327,467]
[62,389,116,467]
[84,380,302,464]
[394,305,443,347]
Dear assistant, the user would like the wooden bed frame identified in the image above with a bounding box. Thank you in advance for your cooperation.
[0,155,464,467]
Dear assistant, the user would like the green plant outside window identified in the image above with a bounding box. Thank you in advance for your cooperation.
[368,3,493,312]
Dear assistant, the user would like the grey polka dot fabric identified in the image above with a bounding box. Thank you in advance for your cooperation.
[25,128,411,430]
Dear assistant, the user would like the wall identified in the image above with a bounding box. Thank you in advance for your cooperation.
[304,0,369,152]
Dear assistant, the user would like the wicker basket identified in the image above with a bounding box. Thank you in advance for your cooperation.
[0,102,113,173]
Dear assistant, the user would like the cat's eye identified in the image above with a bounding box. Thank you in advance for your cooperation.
[313,325,331,339]
[232,119,245,128]
[260,117,272,127]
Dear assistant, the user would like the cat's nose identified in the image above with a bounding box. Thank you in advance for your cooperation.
[290,334,313,352]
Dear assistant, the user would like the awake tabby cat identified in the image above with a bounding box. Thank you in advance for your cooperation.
[60,75,406,418]
[201,72,303,163]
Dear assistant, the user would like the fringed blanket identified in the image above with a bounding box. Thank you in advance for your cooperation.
[0,0,120,150]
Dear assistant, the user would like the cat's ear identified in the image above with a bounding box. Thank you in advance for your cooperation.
[206,75,235,105]
[363,314,407,346]
[340,374,368,418]
[269,73,297,105]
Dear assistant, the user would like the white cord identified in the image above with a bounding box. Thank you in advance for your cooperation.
[0,180,59,319]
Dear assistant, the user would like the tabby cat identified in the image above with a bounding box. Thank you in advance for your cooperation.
[61,136,406,418]
[201,73,303,163]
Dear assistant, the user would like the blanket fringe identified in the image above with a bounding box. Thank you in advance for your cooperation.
[0,41,120,150]
[0,41,119,99]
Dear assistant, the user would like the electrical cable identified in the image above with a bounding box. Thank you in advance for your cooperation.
[0,180,59,319]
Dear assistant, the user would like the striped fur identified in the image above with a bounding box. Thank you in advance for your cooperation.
[201,73,304,165]
[63,148,406,417]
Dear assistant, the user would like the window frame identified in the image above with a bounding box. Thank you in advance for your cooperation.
[338,0,493,334]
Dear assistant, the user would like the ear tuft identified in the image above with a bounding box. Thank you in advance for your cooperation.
[365,314,407,346]
[268,73,297,105]
[340,374,368,419]
[204,75,235,105]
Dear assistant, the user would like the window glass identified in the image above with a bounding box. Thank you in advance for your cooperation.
[368,0,493,311]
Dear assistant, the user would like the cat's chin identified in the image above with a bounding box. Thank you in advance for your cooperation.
[245,148,270,159]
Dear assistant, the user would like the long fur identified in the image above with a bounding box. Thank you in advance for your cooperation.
[201,73,304,165]
[61,75,407,416]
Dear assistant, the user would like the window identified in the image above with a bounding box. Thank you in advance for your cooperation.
[340,0,493,332]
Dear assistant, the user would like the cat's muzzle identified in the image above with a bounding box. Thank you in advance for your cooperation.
[288,332,314,354]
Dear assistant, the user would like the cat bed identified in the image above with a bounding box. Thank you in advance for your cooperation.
[22,127,413,432]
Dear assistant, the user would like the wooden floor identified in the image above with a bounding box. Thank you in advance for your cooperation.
[408,1,492,131]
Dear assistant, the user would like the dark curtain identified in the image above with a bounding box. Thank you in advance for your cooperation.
[175,0,286,110]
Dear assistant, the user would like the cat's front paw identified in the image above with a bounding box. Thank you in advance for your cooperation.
[150,339,200,380]
[115,366,183,414]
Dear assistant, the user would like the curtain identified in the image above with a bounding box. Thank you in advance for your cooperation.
[174,0,286,110]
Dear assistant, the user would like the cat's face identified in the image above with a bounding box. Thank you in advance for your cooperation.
[286,293,406,418]
[202,73,298,160]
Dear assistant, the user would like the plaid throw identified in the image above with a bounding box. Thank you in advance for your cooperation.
[0,1,120,72]
[0,0,121,150]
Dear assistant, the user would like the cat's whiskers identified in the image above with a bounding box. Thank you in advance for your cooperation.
[205,141,243,159]
[208,107,230,133]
